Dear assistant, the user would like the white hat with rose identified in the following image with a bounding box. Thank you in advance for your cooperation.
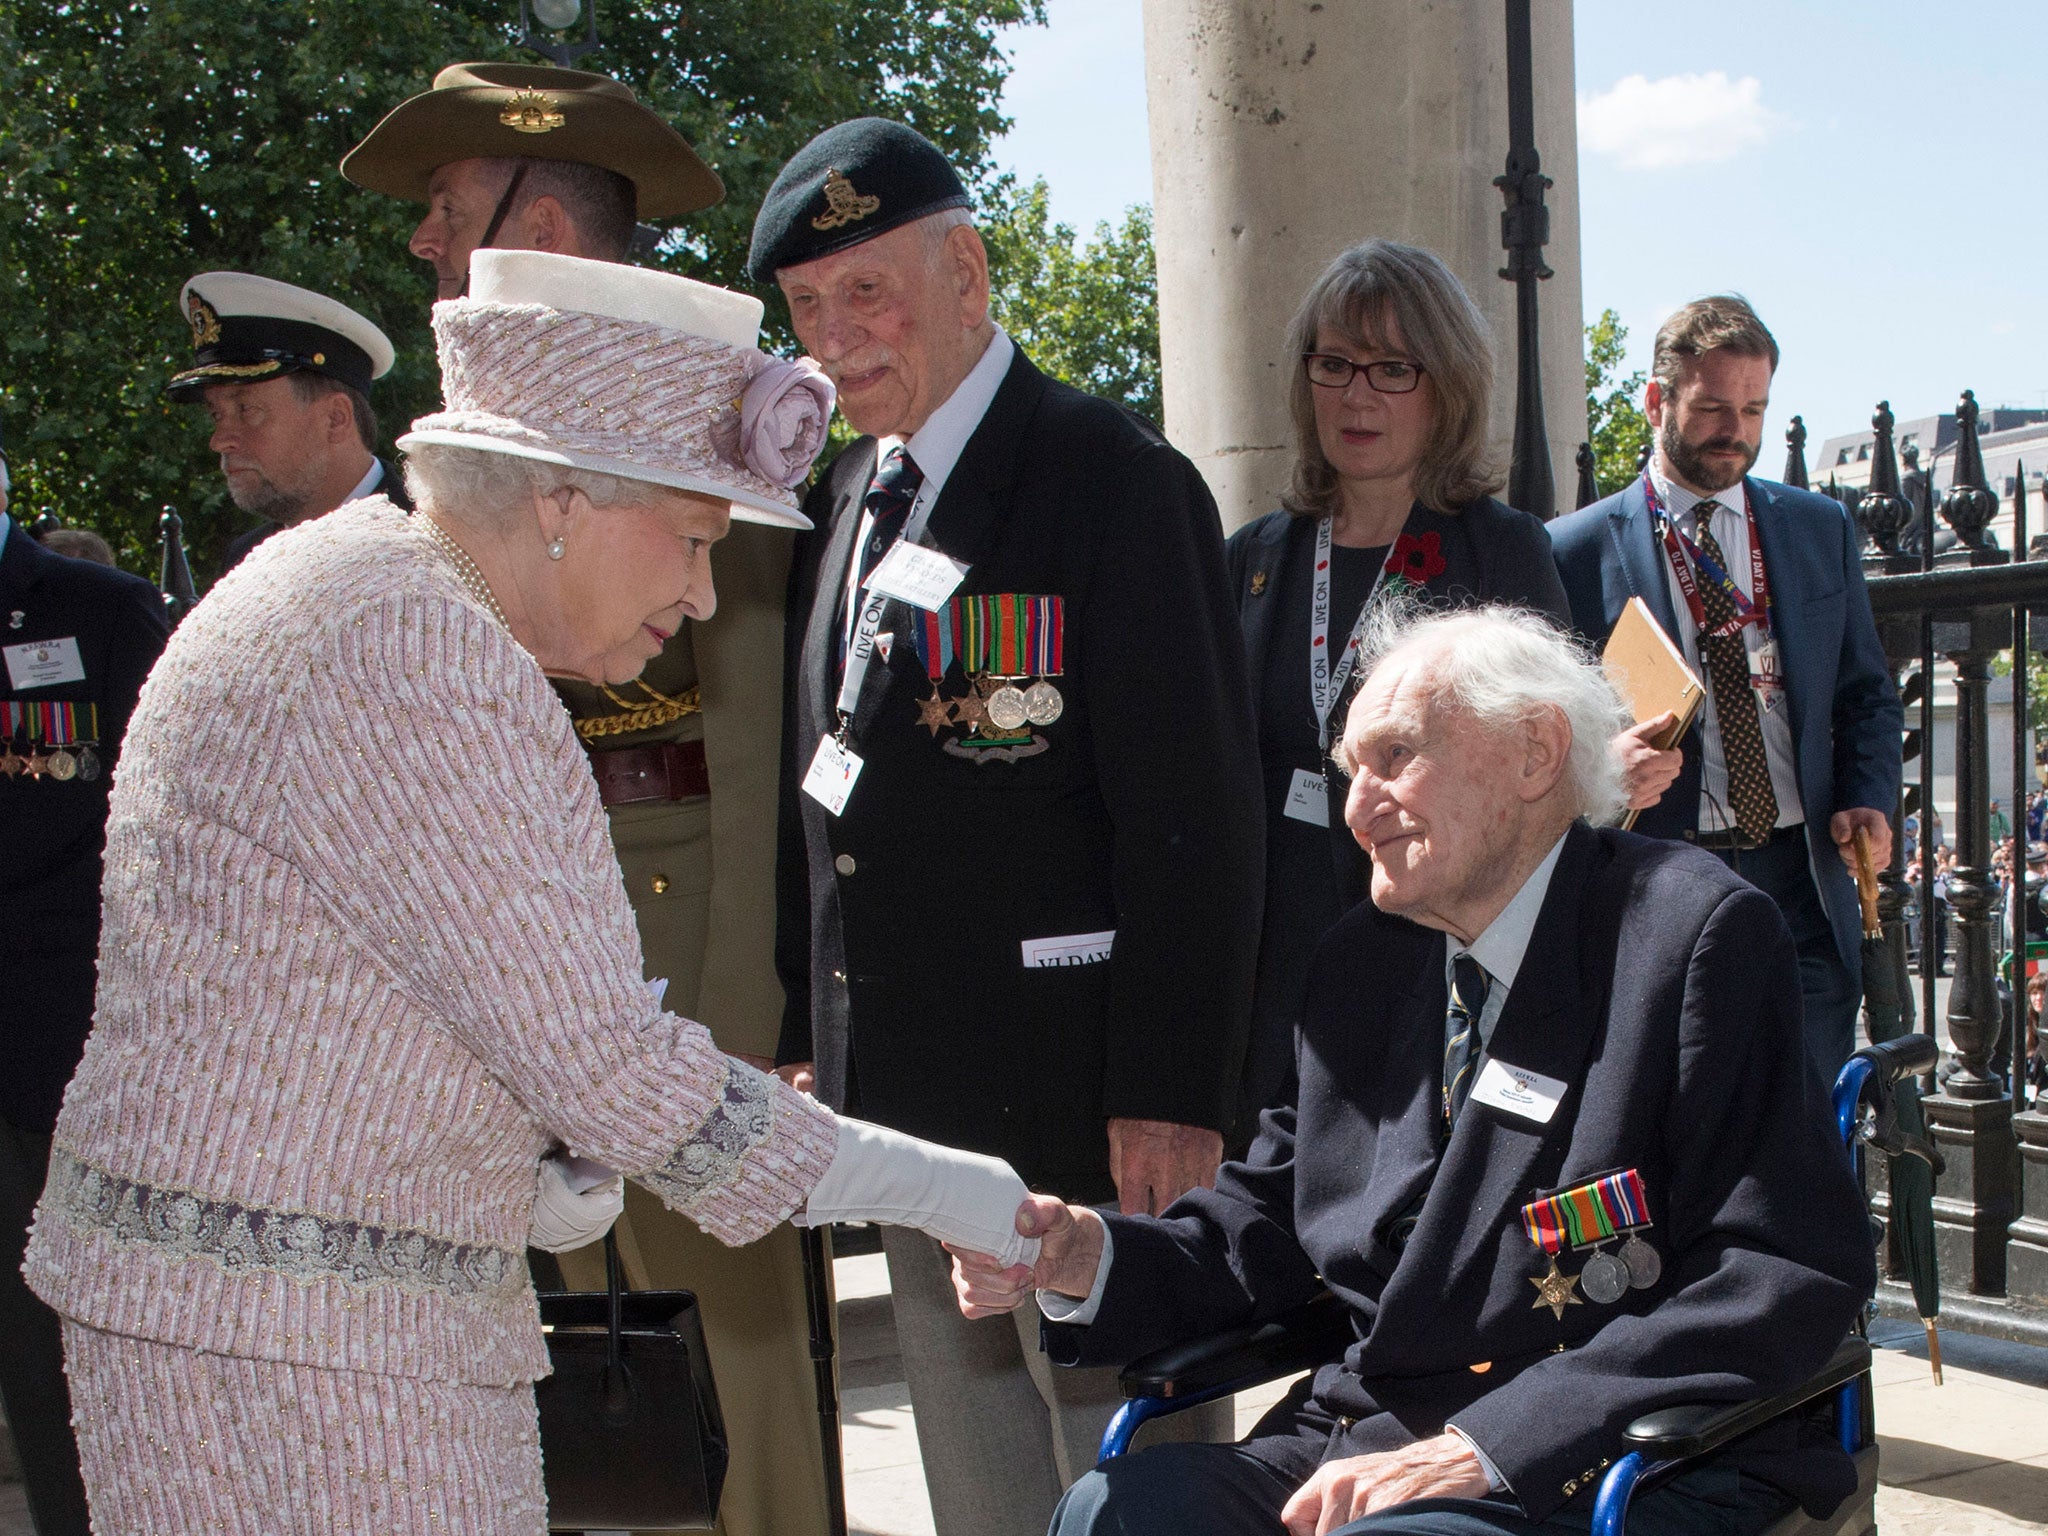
[398,250,833,529]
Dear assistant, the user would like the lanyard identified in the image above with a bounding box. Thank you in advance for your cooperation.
[1642,474,1770,642]
[834,458,946,734]
[1309,515,1396,753]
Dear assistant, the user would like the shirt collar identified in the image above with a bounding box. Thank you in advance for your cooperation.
[1650,462,1745,530]
[343,459,385,505]
[881,326,1014,505]
[0,511,12,552]
[1451,831,1570,991]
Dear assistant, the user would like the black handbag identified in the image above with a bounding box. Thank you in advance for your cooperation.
[534,1232,729,1532]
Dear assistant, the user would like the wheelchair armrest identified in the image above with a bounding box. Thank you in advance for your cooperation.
[1118,1292,1354,1401]
[1620,1337,1869,1459]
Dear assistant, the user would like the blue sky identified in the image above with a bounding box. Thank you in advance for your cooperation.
[989,0,2048,453]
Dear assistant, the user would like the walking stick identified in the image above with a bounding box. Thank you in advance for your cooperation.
[799,1224,848,1536]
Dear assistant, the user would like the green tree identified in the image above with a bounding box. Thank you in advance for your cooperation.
[1585,308,1652,498]
[0,0,1042,577]
[981,176,1160,426]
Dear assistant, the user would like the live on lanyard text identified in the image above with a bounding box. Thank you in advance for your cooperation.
[808,482,972,817]
[1640,474,1784,704]
[1309,514,1398,755]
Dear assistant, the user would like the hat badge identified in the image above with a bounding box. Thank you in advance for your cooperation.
[186,293,222,350]
[810,168,881,232]
[500,90,566,135]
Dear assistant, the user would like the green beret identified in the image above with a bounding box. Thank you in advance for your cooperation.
[747,118,969,282]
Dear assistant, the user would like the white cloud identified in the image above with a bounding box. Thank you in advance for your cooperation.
[1578,72,1791,171]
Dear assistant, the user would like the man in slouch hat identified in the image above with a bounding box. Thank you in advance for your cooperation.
[169,271,407,578]
[344,62,829,1536]
[753,117,1262,1535]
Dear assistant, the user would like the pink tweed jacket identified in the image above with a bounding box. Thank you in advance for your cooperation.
[25,499,837,1387]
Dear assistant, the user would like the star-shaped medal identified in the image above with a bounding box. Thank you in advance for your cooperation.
[1529,1256,1583,1320]
[916,690,955,737]
[951,688,986,729]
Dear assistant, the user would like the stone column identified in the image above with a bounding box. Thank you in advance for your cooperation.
[1142,0,1588,534]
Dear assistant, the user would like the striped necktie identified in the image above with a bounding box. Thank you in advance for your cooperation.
[1691,502,1778,844]
[1443,952,1490,1134]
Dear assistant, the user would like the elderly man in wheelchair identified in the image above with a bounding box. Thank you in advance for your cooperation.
[952,606,1883,1536]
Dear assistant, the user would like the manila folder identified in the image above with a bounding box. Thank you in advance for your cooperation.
[1600,597,1703,830]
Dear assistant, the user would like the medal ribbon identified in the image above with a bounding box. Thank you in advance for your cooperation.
[1642,474,1771,643]
[1027,595,1064,677]
[1520,1169,1652,1254]
[1310,515,1398,753]
[916,605,957,684]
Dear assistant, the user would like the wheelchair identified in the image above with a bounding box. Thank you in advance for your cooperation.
[1095,1035,1938,1536]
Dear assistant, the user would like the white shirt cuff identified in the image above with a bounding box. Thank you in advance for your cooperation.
[1445,1423,1511,1494]
[1036,1223,1115,1325]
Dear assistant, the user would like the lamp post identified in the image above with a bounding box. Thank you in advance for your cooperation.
[520,0,599,67]
[1497,0,1555,519]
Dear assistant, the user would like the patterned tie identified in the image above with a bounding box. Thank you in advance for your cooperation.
[1443,953,1490,1135]
[857,446,924,591]
[1691,503,1778,844]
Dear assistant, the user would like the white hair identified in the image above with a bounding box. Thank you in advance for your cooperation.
[1348,601,1633,827]
[401,442,643,527]
[917,205,975,268]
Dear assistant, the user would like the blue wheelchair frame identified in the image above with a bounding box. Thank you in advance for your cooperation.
[1096,1039,1930,1534]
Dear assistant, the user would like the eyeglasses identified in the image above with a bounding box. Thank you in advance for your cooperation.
[1302,354,1426,394]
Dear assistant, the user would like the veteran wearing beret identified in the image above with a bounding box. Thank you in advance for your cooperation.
[344,63,829,1536]
[755,119,1263,1536]
[169,272,409,578]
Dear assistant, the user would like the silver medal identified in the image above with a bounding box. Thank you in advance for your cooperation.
[1023,680,1063,726]
[1620,1233,1661,1289]
[47,748,78,781]
[1579,1249,1629,1305]
[986,685,1029,732]
[76,745,102,782]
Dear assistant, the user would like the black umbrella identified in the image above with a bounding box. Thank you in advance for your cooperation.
[799,1225,848,1536]
[1853,831,1944,1381]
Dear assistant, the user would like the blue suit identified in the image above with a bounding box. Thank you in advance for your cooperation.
[1549,476,1901,1075]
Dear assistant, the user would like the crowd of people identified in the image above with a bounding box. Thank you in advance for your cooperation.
[0,57,1910,1536]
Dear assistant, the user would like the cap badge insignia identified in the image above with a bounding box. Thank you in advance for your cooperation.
[186,293,222,350]
[811,168,881,232]
[500,91,565,134]
[1249,570,1268,596]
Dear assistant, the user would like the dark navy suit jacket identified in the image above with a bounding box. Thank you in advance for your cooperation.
[1045,824,1874,1522]
[1548,476,1901,977]
[1,520,169,1130]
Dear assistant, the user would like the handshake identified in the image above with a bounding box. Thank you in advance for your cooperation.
[527,1113,1064,1272]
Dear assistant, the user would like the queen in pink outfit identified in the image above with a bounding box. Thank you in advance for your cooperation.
[27,252,1035,1536]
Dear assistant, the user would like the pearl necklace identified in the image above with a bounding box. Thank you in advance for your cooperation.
[423,517,510,632]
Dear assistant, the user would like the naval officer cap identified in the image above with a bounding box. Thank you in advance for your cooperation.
[341,62,723,220]
[746,118,970,282]
[166,273,396,403]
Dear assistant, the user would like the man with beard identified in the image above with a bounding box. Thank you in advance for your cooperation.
[1551,295,1900,1081]
[169,272,407,578]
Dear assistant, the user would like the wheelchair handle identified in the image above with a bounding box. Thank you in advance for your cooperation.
[1856,1034,1939,1083]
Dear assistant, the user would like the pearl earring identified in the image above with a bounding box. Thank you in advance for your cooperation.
[547,539,566,561]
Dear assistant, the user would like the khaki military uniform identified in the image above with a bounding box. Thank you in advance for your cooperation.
[555,521,829,1536]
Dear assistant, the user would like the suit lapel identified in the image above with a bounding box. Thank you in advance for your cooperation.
[1361,826,1611,1373]
[919,350,1046,569]
[1607,480,1680,639]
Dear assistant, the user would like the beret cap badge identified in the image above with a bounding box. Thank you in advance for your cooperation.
[186,293,223,350]
[810,168,881,232]
[499,90,566,135]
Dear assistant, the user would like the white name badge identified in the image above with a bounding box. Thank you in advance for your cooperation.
[1283,766,1330,826]
[802,734,864,817]
[1468,1057,1568,1125]
[1021,930,1116,968]
[865,542,969,611]
[4,636,85,690]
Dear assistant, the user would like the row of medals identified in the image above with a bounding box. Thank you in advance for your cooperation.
[0,741,102,781]
[929,674,1064,733]
[1574,1232,1660,1305]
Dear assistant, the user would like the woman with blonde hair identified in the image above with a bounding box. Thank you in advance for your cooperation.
[1224,238,1574,1126]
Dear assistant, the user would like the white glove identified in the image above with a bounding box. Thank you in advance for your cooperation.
[529,1154,625,1253]
[796,1116,1041,1269]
